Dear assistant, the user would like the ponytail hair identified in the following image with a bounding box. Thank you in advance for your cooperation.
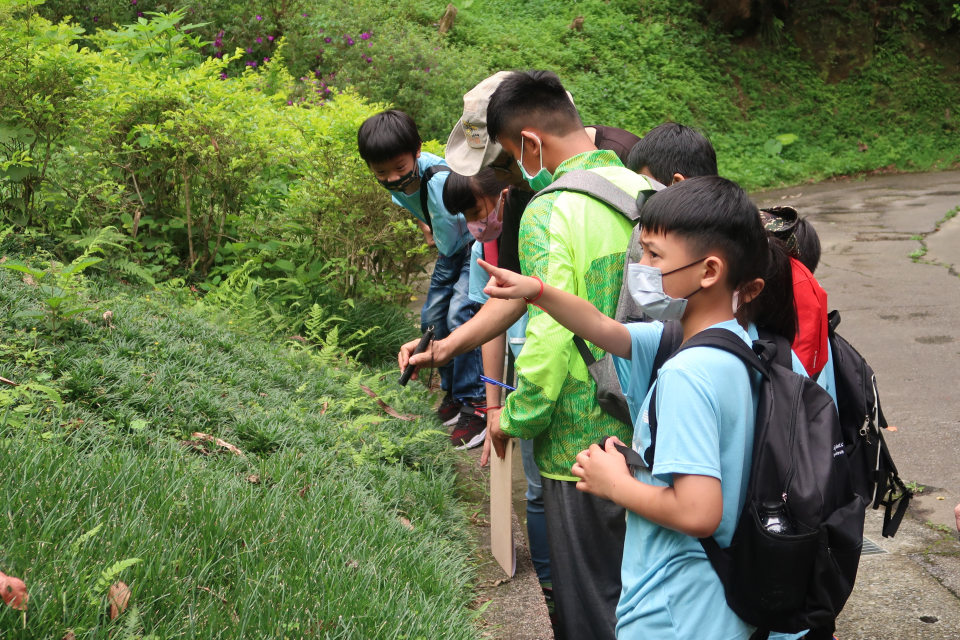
[742,237,798,343]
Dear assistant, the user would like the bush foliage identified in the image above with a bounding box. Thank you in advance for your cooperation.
[2,0,429,361]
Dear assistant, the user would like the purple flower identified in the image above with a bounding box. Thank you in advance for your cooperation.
[360,32,370,40]
[256,14,262,20]
[93,16,98,21]
[256,37,263,43]
[368,43,373,48]
[344,35,355,45]
[318,28,324,33]
[324,37,331,43]
[287,101,293,105]
[137,11,143,16]
[214,52,223,58]
[267,35,274,41]
[318,48,324,53]
[425,67,430,72]
[247,47,253,53]
[302,12,307,17]
[263,56,270,62]
[131,0,136,4]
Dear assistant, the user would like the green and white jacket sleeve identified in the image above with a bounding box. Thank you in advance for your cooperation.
[499,193,579,442]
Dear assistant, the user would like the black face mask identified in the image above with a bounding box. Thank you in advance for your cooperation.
[377,164,419,192]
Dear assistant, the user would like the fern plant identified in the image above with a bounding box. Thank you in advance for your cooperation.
[296,303,377,367]
[0,227,138,338]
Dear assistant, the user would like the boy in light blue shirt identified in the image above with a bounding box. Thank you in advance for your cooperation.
[358,110,485,437]
[474,176,801,639]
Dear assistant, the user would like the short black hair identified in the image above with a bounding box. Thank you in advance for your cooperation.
[640,176,797,340]
[487,70,583,144]
[626,122,718,185]
[357,109,422,165]
[793,217,822,274]
[442,168,509,215]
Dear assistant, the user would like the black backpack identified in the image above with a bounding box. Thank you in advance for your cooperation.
[825,310,911,537]
[609,327,865,638]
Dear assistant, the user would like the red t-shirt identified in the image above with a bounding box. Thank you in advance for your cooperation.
[791,258,828,377]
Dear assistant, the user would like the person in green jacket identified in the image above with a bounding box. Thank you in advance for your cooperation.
[485,70,658,640]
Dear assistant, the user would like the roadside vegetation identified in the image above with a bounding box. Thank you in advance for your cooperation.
[0,230,474,638]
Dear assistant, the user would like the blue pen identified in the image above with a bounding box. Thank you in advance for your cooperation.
[480,375,516,392]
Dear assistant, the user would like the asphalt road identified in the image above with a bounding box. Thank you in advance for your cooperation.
[755,172,960,638]
[754,171,960,504]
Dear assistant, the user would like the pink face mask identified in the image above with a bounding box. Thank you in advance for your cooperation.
[467,193,504,243]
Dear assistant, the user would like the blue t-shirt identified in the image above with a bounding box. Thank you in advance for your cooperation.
[469,241,528,359]
[818,341,837,407]
[389,152,472,257]
[612,319,758,640]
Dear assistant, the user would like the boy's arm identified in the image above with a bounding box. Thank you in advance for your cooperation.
[416,219,436,248]
[478,259,632,359]
[572,439,724,538]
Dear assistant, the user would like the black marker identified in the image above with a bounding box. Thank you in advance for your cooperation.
[399,325,435,386]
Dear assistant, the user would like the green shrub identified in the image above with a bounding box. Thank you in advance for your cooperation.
[1,5,434,318]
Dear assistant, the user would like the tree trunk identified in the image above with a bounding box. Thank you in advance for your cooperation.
[438,4,457,34]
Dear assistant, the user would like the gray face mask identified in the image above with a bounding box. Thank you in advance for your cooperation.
[626,259,705,322]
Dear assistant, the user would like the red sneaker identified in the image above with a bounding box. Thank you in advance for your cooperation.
[450,405,487,449]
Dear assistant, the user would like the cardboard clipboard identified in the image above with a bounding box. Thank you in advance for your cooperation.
[490,438,516,577]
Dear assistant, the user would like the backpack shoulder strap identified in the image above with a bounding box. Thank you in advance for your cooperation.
[531,169,656,222]
[648,321,684,389]
[644,328,772,469]
[756,327,794,371]
[419,165,452,232]
[679,328,774,377]
[827,309,841,335]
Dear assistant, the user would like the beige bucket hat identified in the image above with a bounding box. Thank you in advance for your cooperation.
[445,71,514,176]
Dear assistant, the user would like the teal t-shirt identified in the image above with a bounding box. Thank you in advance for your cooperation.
[612,319,758,640]
[389,152,472,257]
[468,241,528,359]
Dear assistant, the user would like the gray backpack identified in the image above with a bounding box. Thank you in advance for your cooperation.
[531,170,665,425]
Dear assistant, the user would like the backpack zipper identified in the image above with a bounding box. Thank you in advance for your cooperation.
[781,376,804,502]
[859,359,872,444]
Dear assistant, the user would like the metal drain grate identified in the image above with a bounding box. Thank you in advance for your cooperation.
[861,537,888,556]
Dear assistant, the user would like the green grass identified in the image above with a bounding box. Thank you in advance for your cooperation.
[0,265,477,639]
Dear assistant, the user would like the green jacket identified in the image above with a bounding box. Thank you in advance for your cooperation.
[500,150,655,481]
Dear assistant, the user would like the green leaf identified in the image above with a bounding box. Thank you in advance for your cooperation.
[69,523,104,555]
[775,133,798,146]
[273,259,296,272]
[763,139,783,156]
[61,307,94,318]
[0,263,45,277]
[130,419,148,431]
[0,165,40,182]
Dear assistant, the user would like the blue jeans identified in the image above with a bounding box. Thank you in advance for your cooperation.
[420,245,485,401]
[521,437,551,584]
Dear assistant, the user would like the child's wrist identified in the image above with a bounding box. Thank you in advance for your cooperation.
[524,276,545,303]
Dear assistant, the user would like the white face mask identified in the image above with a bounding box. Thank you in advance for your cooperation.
[626,259,705,322]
